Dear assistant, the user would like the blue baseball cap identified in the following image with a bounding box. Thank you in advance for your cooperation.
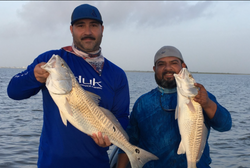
[71,4,103,25]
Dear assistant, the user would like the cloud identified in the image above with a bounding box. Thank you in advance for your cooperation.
[99,1,214,29]
[16,2,77,35]
[1,1,249,74]
[1,1,214,38]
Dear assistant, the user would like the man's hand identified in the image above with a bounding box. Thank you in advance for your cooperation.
[193,83,217,119]
[193,83,210,108]
[91,132,111,147]
[34,62,49,83]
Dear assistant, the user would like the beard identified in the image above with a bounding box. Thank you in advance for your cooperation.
[155,71,177,89]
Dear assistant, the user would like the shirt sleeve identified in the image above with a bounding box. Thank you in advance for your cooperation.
[205,92,232,132]
[7,59,44,100]
[7,50,57,100]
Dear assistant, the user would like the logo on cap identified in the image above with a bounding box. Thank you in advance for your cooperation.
[92,10,97,17]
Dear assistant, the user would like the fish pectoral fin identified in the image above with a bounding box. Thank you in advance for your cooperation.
[186,99,196,113]
[177,141,186,154]
[59,110,68,126]
[65,97,73,116]
[52,95,71,126]
[58,97,73,126]
[86,91,101,105]
[175,105,180,120]
[99,107,129,141]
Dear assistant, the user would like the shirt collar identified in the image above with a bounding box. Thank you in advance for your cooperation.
[157,86,177,94]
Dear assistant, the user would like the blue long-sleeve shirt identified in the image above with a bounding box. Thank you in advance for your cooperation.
[7,47,130,168]
[125,87,231,168]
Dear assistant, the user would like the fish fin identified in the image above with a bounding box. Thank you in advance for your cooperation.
[65,97,73,116]
[127,146,158,168]
[175,97,179,120]
[197,123,208,162]
[186,98,196,113]
[177,141,186,154]
[175,107,178,120]
[86,91,101,105]
[59,110,68,126]
[99,107,129,141]
[58,97,73,126]
[175,105,180,120]
[51,95,71,126]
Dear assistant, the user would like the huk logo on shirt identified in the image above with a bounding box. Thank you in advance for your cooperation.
[76,76,102,89]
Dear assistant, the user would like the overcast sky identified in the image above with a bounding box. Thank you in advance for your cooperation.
[1,1,250,74]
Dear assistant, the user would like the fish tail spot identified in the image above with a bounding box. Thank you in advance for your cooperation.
[135,148,140,154]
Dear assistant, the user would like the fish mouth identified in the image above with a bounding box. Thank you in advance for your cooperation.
[41,55,57,72]
[175,68,186,79]
[47,56,57,68]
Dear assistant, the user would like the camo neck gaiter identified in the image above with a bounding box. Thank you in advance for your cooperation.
[71,43,105,76]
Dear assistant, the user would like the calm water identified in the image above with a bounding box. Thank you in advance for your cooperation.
[0,68,249,168]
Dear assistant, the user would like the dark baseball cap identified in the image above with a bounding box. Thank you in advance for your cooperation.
[71,4,103,25]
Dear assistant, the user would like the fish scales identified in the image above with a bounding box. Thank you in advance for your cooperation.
[67,67,142,157]
[189,101,203,162]
[68,85,113,136]
[180,105,201,160]
[42,54,158,168]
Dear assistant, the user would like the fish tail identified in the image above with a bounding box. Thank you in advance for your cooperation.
[187,161,197,168]
[127,146,159,168]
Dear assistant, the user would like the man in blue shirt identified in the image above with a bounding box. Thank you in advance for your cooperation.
[7,4,129,168]
[116,46,232,168]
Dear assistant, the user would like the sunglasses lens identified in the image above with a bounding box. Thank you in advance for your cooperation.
[160,95,175,112]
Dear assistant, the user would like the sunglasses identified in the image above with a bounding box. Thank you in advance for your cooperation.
[159,94,175,112]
